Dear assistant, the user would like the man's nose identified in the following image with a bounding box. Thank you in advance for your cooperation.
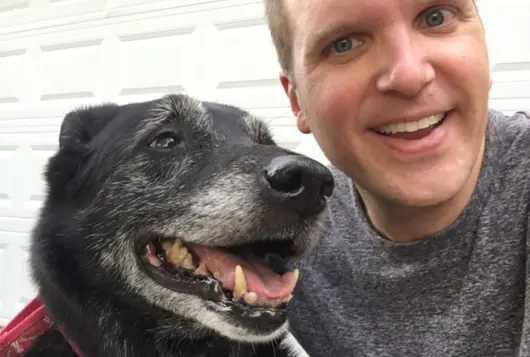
[376,29,435,97]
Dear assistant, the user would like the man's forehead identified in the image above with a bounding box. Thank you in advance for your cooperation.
[285,0,375,41]
[285,0,466,31]
[285,0,472,49]
[285,0,368,51]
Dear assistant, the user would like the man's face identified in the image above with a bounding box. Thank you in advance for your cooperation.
[281,0,491,210]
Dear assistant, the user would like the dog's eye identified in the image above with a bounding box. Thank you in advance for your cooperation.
[148,132,184,150]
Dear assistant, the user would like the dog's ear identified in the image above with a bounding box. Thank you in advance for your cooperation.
[58,103,120,150]
[46,104,121,199]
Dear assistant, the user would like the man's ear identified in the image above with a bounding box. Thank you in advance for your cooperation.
[280,71,311,134]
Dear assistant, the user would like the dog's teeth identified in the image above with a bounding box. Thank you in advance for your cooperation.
[145,244,162,267]
[256,296,280,308]
[194,262,209,276]
[233,265,247,300]
[176,247,189,262]
[251,294,294,308]
[243,292,258,305]
[147,254,162,267]
[161,239,199,271]
[165,240,187,263]
[182,254,195,270]
[293,269,300,284]
[163,239,182,253]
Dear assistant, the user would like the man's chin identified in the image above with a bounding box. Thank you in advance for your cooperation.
[358,170,475,209]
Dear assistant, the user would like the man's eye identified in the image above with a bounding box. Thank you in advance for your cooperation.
[420,8,455,28]
[332,36,362,54]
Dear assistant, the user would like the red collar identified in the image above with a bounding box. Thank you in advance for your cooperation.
[0,297,83,357]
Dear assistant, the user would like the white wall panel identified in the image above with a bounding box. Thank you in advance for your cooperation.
[0,232,33,327]
[0,0,107,33]
[39,40,104,102]
[0,49,27,108]
[115,27,196,101]
[0,118,61,325]
[486,0,530,114]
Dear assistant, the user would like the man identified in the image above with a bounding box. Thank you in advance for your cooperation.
[263,0,530,356]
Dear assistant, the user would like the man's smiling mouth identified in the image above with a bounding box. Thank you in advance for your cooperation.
[374,112,448,140]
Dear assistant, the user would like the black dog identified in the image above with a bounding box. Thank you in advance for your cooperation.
[22,94,334,356]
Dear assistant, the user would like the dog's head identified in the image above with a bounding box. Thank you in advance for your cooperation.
[32,94,334,344]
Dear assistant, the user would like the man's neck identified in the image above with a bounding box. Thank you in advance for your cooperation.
[358,193,470,243]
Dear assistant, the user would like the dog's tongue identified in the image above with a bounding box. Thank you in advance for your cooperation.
[186,244,297,300]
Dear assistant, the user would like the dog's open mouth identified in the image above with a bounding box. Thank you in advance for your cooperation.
[141,237,300,311]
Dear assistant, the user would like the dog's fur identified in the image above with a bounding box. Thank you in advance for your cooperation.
[23,94,333,357]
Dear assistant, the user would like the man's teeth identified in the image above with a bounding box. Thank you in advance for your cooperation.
[376,113,445,134]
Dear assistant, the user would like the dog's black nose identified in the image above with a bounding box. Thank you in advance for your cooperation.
[260,155,334,216]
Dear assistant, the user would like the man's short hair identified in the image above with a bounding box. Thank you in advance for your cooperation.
[264,0,294,77]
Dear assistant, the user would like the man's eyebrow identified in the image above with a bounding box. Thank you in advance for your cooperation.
[303,0,469,53]
[304,21,360,54]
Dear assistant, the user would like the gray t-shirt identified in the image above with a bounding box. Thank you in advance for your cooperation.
[288,109,530,357]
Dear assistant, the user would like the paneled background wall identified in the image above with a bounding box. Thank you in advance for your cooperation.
[0,0,529,325]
